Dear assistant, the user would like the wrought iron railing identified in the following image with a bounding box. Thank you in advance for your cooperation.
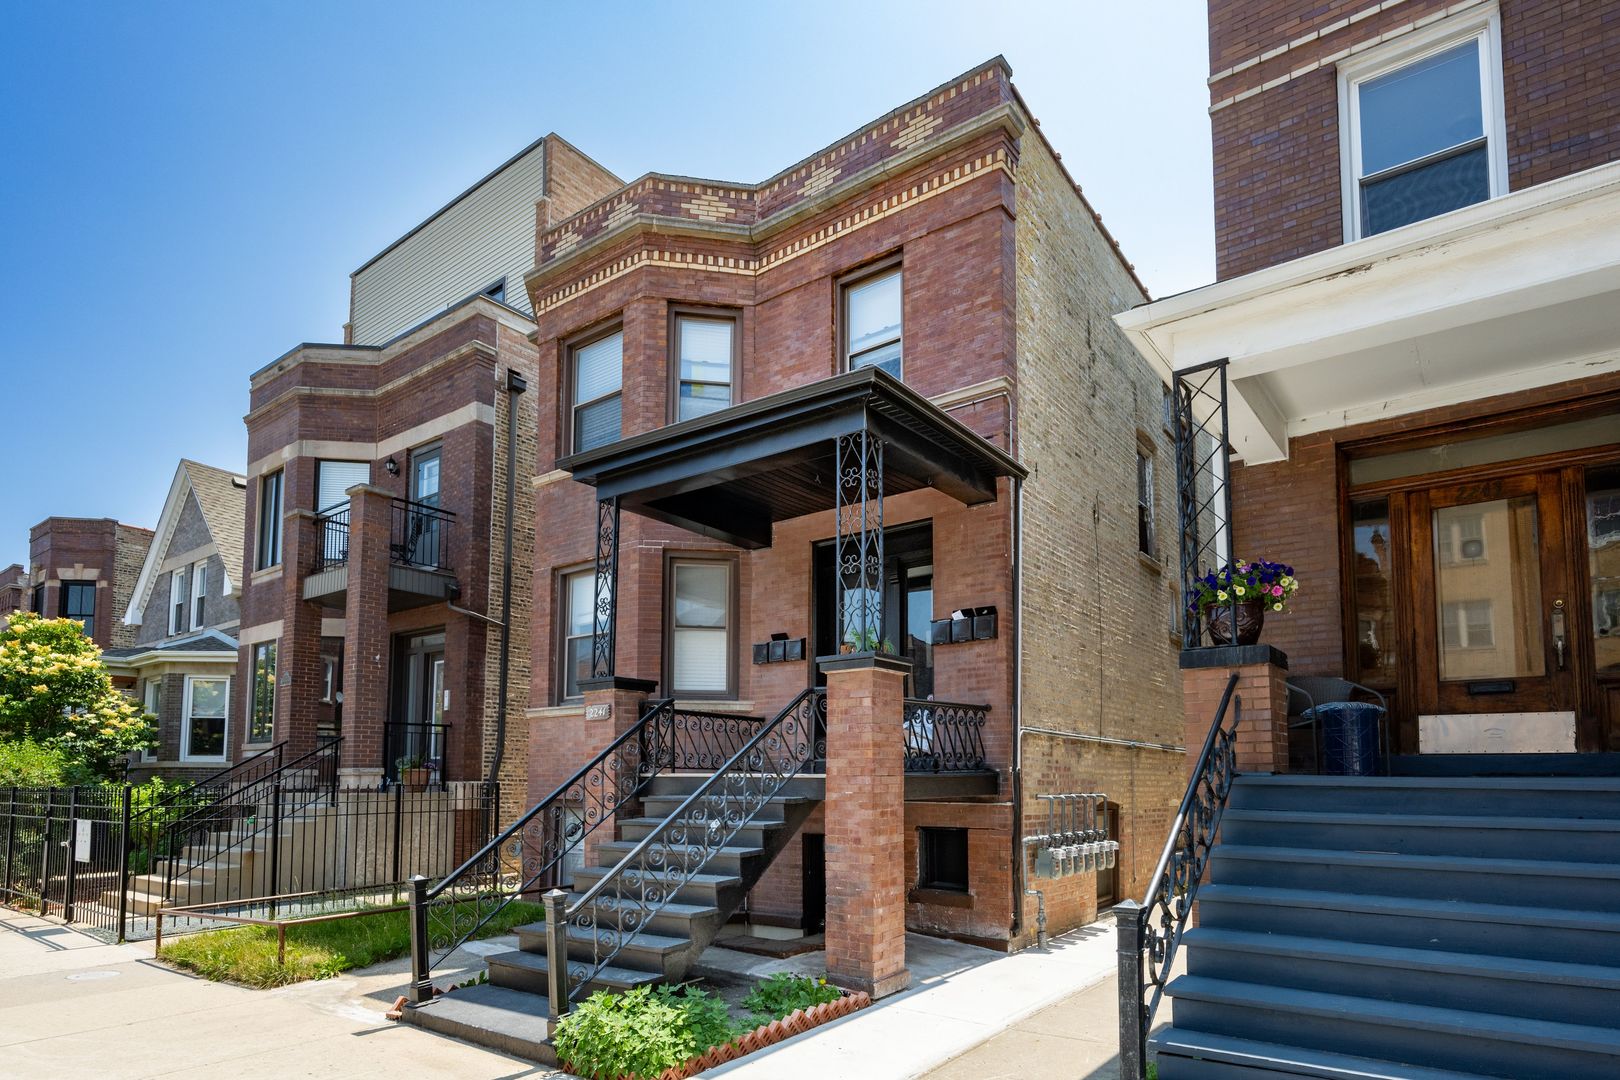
[903,699,989,772]
[407,698,769,1000]
[158,738,341,925]
[384,721,450,784]
[315,506,349,571]
[391,498,453,572]
[1116,672,1242,1078]
[545,688,827,1014]
[1173,358,1238,648]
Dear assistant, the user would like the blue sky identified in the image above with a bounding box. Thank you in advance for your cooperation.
[0,1,1212,567]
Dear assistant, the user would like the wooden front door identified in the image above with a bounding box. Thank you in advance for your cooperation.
[1408,471,1579,743]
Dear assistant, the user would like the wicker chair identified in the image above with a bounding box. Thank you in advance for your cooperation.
[1286,676,1389,776]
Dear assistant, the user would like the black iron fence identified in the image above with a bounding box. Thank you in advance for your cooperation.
[903,699,989,772]
[316,505,350,571]
[1,746,499,942]
[391,498,452,571]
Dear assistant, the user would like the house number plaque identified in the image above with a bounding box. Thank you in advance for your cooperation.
[585,703,612,721]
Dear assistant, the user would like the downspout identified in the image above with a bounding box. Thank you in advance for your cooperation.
[488,369,526,785]
[1009,474,1026,943]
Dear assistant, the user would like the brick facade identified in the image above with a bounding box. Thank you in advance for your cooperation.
[0,564,25,617]
[1210,0,1620,279]
[523,59,1184,957]
[27,517,152,653]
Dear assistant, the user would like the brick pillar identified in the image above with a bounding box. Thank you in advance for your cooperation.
[340,484,394,788]
[278,509,327,761]
[575,676,656,869]
[822,654,911,999]
[1180,645,1290,777]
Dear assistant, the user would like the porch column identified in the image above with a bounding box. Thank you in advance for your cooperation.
[822,653,911,999]
[339,484,394,788]
[1180,645,1290,776]
[277,509,326,761]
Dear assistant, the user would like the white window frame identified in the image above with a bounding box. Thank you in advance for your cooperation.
[190,560,207,630]
[257,469,284,569]
[667,558,735,700]
[141,679,161,761]
[1337,5,1507,242]
[169,569,187,636]
[247,641,277,745]
[181,675,230,762]
[1441,599,1495,650]
[841,263,904,377]
[560,569,595,703]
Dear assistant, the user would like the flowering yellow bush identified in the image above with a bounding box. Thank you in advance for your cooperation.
[0,612,153,778]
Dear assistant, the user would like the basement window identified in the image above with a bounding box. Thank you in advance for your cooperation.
[918,827,969,893]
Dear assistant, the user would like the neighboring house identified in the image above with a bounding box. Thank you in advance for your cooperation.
[1114,2,1620,1075]
[501,55,1180,1004]
[102,461,246,781]
[234,134,622,816]
[0,564,25,616]
[26,517,153,661]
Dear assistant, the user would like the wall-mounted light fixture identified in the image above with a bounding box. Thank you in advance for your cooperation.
[385,457,400,476]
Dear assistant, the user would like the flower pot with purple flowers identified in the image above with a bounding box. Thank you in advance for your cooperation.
[1188,560,1299,647]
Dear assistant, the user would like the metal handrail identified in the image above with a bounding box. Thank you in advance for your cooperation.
[550,687,826,1013]
[903,698,989,772]
[1116,672,1242,1078]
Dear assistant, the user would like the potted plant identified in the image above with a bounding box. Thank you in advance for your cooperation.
[397,753,431,792]
[841,627,896,655]
[1189,560,1298,646]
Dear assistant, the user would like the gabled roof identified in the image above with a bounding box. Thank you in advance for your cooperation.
[123,460,248,626]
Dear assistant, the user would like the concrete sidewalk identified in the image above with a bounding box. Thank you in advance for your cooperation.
[706,918,1120,1080]
[0,910,569,1079]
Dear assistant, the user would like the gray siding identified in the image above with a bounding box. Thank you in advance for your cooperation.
[349,141,545,345]
[135,493,242,644]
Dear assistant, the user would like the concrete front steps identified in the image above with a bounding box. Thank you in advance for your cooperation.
[403,774,817,1060]
[1153,775,1620,1079]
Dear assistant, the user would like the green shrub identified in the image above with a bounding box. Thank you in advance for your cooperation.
[0,739,94,787]
[742,972,842,1024]
[553,984,743,1080]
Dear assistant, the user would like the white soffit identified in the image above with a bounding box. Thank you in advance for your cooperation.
[1116,160,1620,463]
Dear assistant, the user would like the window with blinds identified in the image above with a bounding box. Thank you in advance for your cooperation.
[316,460,370,515]
[572,329,624,452]
[669,560,731,697]
[844,267,902,377]
[675,315,735,422]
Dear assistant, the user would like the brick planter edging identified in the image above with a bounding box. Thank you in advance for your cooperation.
[562,989,874,1080]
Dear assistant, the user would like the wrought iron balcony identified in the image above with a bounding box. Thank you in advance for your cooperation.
[304,498,457,611]
[903,698,989,773]
[390,498,452,572]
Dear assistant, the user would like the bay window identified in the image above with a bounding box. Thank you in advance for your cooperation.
[571,328,623,452]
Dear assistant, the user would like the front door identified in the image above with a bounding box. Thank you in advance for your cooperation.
[1408,472,1579,750]
[391,630,447,778]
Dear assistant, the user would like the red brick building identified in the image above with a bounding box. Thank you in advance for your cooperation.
[520,57,1182,982]
[25,517,152,660]
[0,564,25,617]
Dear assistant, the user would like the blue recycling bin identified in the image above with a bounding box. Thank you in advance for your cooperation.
[1315,701,1383,776]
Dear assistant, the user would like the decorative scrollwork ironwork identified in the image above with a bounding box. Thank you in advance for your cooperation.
[1133,673,1242,1043]
[834,430,884,651]
[902,699,989,772]
[560,689,827,1003]
[591,497,620,680]
[1174,359,1237,649]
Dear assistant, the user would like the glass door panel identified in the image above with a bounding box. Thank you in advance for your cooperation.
[1433,496,1544,682]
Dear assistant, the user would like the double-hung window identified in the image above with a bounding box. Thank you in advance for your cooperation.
[561,570,595,701]
[667,560,733,698]
[249,641,276,743]
[182,676,229,761]
[1341,16,1504,238]
[190,560,207,630]
[60,581,95,637]
[141,679,160,761]
[571,328,623,452]
[1136,448,1156,557]
[169,569,188,636]
[673,313,736,422]
[257,469,284,569]
[843,265,902,377]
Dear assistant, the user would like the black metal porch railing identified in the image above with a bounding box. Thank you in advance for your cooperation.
[391,498,453,572]
[315,505,350,571]
[903,699,989,772]
[384,722,450,785]
[1173,358,1239,648]
[1115,672,1242,1078]
[546,688,827,1015]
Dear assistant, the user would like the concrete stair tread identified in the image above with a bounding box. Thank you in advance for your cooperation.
[571,867,742,888]
[1234,775,1620,792]
[485,948,660,990]
[1214,844,1620,880]
[1152,1028,1500,1080]
[511,923,691,956]
[401,984,555,1064]
[560,895,720,919]
[1167,975,1620,1054]
[1222,808,1620,832]
[618,816,779,831]
[1198,883,1620,931]
[595,839,763,859]
[1185,927,1620,988]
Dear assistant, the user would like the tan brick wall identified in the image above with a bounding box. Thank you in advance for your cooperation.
[110,524,151,650]
[1013,133,1186,935]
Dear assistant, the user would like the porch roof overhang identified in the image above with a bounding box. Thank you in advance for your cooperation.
[1115,159,1620,465]
[557,367,1027,549]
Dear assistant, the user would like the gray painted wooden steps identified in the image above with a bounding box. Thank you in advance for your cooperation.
[1153,774,1620,1079]
[403,774,818,1061]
